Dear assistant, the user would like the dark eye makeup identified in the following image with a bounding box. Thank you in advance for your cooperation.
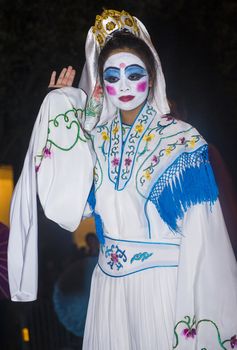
[103,64,147,83]
[103,67,120,83]
[127,73,146,81]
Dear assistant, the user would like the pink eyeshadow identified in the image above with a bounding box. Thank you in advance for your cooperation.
[137,81,147,92]
[106,85,116,96]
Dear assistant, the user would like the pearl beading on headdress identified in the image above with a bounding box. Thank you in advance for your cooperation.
[92,9,140,48]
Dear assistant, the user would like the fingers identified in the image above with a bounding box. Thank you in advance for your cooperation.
[48,71,56,87]
[66,69,76,87]
[57,67,68,85]
[48,66,76,88]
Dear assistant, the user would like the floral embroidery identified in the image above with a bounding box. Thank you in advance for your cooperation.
[85,83,103,119]
[124,158,132,166]
[173,315,237,349]
[138,133,202,188]
[93,84,103,101]
[35,108,86,172]
[143,170,152,180]
[165,146,173,155]
[101,131,109,141]
[111,157,120,167]
[111,252,119,263]
[108,104,156,189]
[182,327,196,339]
[135,123,144,133]
[122,124,131,138]
[161,114,174,122]
[108,116,121,183]
[137,132,155,159]
[136,113,176,160]
[155,115,176,135]
[104,244,127,270]
[43,147,52,158]
[97,124,110,160]
[112,125,119,134]
[188,137,197,148]
[130,252,153,264]
[35,165,40,173]
[231,335,237,348]
[143,133,155,142]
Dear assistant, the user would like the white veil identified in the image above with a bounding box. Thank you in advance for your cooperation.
[78,11,170,130]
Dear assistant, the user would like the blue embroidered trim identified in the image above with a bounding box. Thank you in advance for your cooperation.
[148,145,219,232]
[108,116,122,185]
[107,103,157,191]
[97,262,178,278]
[117,104,157,191]
[103,234,180,246]
[130,252,153,264]
[87,185,105,244]
[104,244,127,270]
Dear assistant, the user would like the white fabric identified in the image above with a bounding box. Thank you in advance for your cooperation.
[80,105,237,349]
[84,266,177,350]
[174,201,237,349]
[8,87,94,301]
[7,88,237,349]
[83,202,237,350]
[98,235,180,277]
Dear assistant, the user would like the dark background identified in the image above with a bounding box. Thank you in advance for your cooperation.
[0,1,237,349]
[0,0,237,183]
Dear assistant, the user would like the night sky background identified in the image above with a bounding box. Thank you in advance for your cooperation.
[1,0,237,183]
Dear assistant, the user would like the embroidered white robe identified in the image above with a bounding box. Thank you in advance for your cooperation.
[8,87,237,349]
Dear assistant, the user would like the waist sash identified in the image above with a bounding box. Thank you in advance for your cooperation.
[98,235,180,277]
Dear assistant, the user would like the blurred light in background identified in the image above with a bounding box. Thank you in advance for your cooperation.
[73,217,95,247]
[0,165,14,227]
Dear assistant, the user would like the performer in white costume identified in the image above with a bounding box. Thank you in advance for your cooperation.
[8,9,237,350]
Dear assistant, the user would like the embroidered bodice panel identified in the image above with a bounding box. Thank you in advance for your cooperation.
[91,103,206,241]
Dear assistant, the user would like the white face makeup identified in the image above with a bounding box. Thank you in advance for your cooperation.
[103,52,150,111]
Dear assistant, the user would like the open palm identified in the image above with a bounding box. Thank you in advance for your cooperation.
[48,65,76,88]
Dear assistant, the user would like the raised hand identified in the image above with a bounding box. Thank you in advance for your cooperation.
[48,65,76,88]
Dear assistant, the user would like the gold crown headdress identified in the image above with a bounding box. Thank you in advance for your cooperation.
[92,9,140,48]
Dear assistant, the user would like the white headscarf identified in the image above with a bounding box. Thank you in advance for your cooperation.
[78,10,170,130]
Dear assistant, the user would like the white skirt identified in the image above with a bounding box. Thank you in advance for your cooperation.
[83,265,177,350]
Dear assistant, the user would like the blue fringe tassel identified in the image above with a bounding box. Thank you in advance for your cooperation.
[87,185,105,244]
[148,146,219,232]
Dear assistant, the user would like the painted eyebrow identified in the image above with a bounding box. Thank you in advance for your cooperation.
[103,67,120,74]
[103,67,120,80]
[125,64,147,75]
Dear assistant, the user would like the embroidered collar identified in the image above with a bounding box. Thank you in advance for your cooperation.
[108,103,157,190]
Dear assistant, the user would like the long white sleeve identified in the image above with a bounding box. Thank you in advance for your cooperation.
[8,87,94,301]
[173,200,237,349]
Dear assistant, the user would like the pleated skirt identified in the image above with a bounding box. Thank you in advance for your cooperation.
[83,265,177,350]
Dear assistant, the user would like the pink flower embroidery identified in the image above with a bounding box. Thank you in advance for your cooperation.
[231,335,237,348]
[43,147,52,158]
[111,157,120,166]
[152,155,158,163]
[93,84,103,101]
[124,158,132,166]
[111,252,119,264]
[35,165,40,173]
[162,114,173,121]
[182,328,196,339]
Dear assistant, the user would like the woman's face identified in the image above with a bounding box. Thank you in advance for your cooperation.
[103,52,150,111]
